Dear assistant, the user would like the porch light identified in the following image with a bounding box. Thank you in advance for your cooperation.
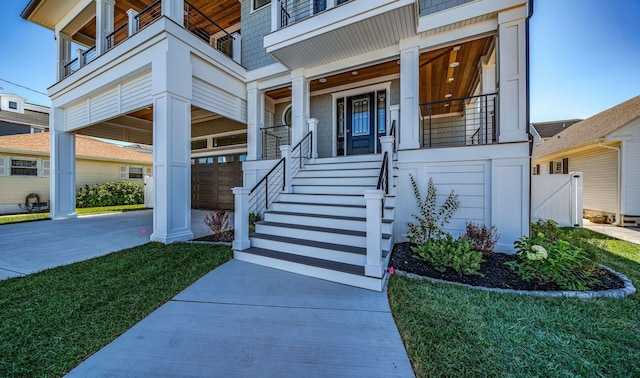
[449,62,459,68]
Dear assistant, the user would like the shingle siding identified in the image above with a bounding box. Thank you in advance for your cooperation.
[0,109,49,128]
[241,0,277,71]
[419,0,475,17]
[310,94,333,158]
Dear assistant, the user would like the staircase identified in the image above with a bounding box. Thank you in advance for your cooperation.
[234,154,395,291]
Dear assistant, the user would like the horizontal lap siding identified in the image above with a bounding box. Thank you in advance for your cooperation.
[568,148,617,213]
[121,72,153,114]
[192,78,246,123]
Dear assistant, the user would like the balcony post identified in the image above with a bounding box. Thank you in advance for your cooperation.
[326,0,336,10]
[291,69,310,146]
[76,48,86,68]
[127,9,139,36]
[271,0,281,31]
[380,136,395,196]
[231,32,242,64]
[233,187,251,250]
[307,118,318,161]
[95,0,115,55]
[364,189,385,278]
[56,32,71,81]
[280,145,293,193]
[247,81,264,161]
[161,0,185,25]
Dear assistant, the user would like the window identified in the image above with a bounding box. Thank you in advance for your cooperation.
[253,0,270,11]
[549,158,568,174]
[129,166,144,179]
[10,158,38,176]
[282,104,292,126]
[120,165,145,180]
[191,139,208,150]
[532,164,540,175]
[8,101,18,110]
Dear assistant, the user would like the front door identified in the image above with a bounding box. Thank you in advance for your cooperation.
[346,93,375,155]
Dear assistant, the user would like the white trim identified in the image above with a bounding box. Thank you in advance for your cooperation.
[191,147,248,158]
[251,0,271,14]
[7,156,40,177]
[417,0,525,33]
[0,156,5,176]
[331,82,391,157]
[282,104,292,126]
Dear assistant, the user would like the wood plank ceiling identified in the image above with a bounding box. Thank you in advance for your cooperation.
[77,0,241,42]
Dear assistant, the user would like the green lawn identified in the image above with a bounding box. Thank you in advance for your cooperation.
[389,228,640,377]
[0,243,232,377]
[0,204,147,225]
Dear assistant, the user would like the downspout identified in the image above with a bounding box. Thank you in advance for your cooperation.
[598,141,621,226]
[526,0,534,235]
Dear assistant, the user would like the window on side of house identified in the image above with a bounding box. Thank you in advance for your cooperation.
[10,158,38,176]
[8,101,18,110]
[253,0,270,11]
[532,164,540,175]
[120,165,145,180]
[549,158,568,174]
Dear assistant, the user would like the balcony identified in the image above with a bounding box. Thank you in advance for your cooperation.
[62,0,241,80]
[264,0,416,69]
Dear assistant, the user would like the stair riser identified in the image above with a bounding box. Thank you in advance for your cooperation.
[278,193,365,206]
[312,155,381,164]
[296,169,380,178]
[272,203,367,218]
[292,185,371,195]
[304,162,381,170]
[250,238,366,265]
[264,212,393,234]
[234,250,385,291]
[255,224,393,250]
[292,177,378,186]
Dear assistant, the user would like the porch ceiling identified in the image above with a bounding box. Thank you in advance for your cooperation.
[265,60,400,101]
[419,36,494,111]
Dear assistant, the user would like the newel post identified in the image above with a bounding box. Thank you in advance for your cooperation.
[364,189,385,278]
[280,145,293,193]
[232,187,250,250]
[307,118,319,161]
[127,9,139,36]
[380,135,395,196]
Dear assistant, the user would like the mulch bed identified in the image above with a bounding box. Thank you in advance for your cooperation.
[192,232,233,243]
[391,242,625,291]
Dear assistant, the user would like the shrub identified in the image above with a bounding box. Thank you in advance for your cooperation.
[249,212,262,233]
[462,222,500,255]
[506,228,601,291]
[531,219,561,242]
[411,235,484,276]
[204,210,233,240]
[406,175,460,244]
[76,181,144,208]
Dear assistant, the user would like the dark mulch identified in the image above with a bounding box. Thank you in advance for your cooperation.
[391,242,625,291]
[192,232,233,243]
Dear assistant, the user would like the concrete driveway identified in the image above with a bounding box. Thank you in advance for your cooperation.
[0,209,213,280]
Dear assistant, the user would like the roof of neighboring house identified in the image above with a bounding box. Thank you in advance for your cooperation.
[0,132,152,164]
[531,119,582,138]
[533,95,640,158]
[0,108,49,128]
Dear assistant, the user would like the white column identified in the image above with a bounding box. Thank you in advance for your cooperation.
[247,81,264,161]
[380,135,395,195]
[291,69,310,146]
[50,107,77,220]
[232,187,251,250]
[56,32,71,81]
[326,0,336,9]
[570,172,584,227]
[231,32,242,64]
[280,145,293,193]
[491,157,530,252]
[162,0,185,25]
[127,9,139,36]
[95,0,115,55]
[150,43,193,243]
[497,5,528,143]
[364,190,385,278]
[307,118,319,160]
[399,39,420,150]
[271,0,281,31]
[76,48,85,68]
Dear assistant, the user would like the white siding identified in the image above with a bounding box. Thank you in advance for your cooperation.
[121,72,153,113]
[192,78,246,123]
[623,139,640,215]
[566,147,617,213]
[66,101,89,130]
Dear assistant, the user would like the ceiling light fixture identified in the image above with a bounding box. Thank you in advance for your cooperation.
[319,78,327,83]
[351,71,358,75]
[448,77,455,82]
[449,62,459,68]
[445,93,453,98]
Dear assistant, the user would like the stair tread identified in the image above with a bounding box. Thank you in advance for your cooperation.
[275,201,395,210]
[258,221,391,239]
[242,247,365,275]
[266,210,393,223]
[252,233,390,256]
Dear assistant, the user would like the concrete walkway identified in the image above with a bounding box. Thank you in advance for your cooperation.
[583,220,640,245]
[0,209,212,280]
[66,260,414,377]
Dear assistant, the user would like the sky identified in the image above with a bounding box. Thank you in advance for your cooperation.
[0,0,639,123]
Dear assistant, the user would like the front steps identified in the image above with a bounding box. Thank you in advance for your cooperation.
[234,154,395,291]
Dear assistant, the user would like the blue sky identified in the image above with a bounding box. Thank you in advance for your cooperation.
[1,0,639,123]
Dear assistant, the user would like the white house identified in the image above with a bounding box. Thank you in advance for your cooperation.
[22,0,532,290]
[533,95,640,227]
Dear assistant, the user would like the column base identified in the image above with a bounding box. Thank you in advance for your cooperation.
[150,230,194,244]
[50,213,78,221]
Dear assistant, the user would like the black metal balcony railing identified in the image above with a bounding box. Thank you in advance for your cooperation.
[261,125,291,160]
[249,158,286,217]
[291,131,312,178]
[279,0,352,28]
[106,22,128,51]
[419,93,498,149]
[136,0,162,30]
[82,46,97,65]
[184,1,235,58]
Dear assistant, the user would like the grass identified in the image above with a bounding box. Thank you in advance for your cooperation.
[389,228,640,377]
[0,242,232,377]
[0,204,147,225]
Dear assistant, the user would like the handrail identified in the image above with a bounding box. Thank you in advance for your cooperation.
[135,0,162,30]
[376,151,389,213]
[292,131,312,168]
[389,119,396,153]
[418,92,498,108]
[249,158,286,216]
[250,158,285,194]
[106,22,128,51]
[184,1,235,58]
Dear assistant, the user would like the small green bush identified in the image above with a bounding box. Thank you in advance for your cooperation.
[249,212,262,233]
[506,223,602,290]
[411,235,484,276]
[76,181,145,208]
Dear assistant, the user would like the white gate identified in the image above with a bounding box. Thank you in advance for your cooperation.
[532,172,583,227]
[144,175,154,208]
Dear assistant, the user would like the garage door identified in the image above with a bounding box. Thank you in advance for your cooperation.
[191,154,244,210]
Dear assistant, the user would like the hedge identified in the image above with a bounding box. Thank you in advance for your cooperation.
[76,181,145,208]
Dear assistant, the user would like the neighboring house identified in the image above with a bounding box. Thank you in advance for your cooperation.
[532,95,640,227]
[0,133,152,215]
[530,119,581,147]
[22,0,531,290]
[0,91,49,136]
